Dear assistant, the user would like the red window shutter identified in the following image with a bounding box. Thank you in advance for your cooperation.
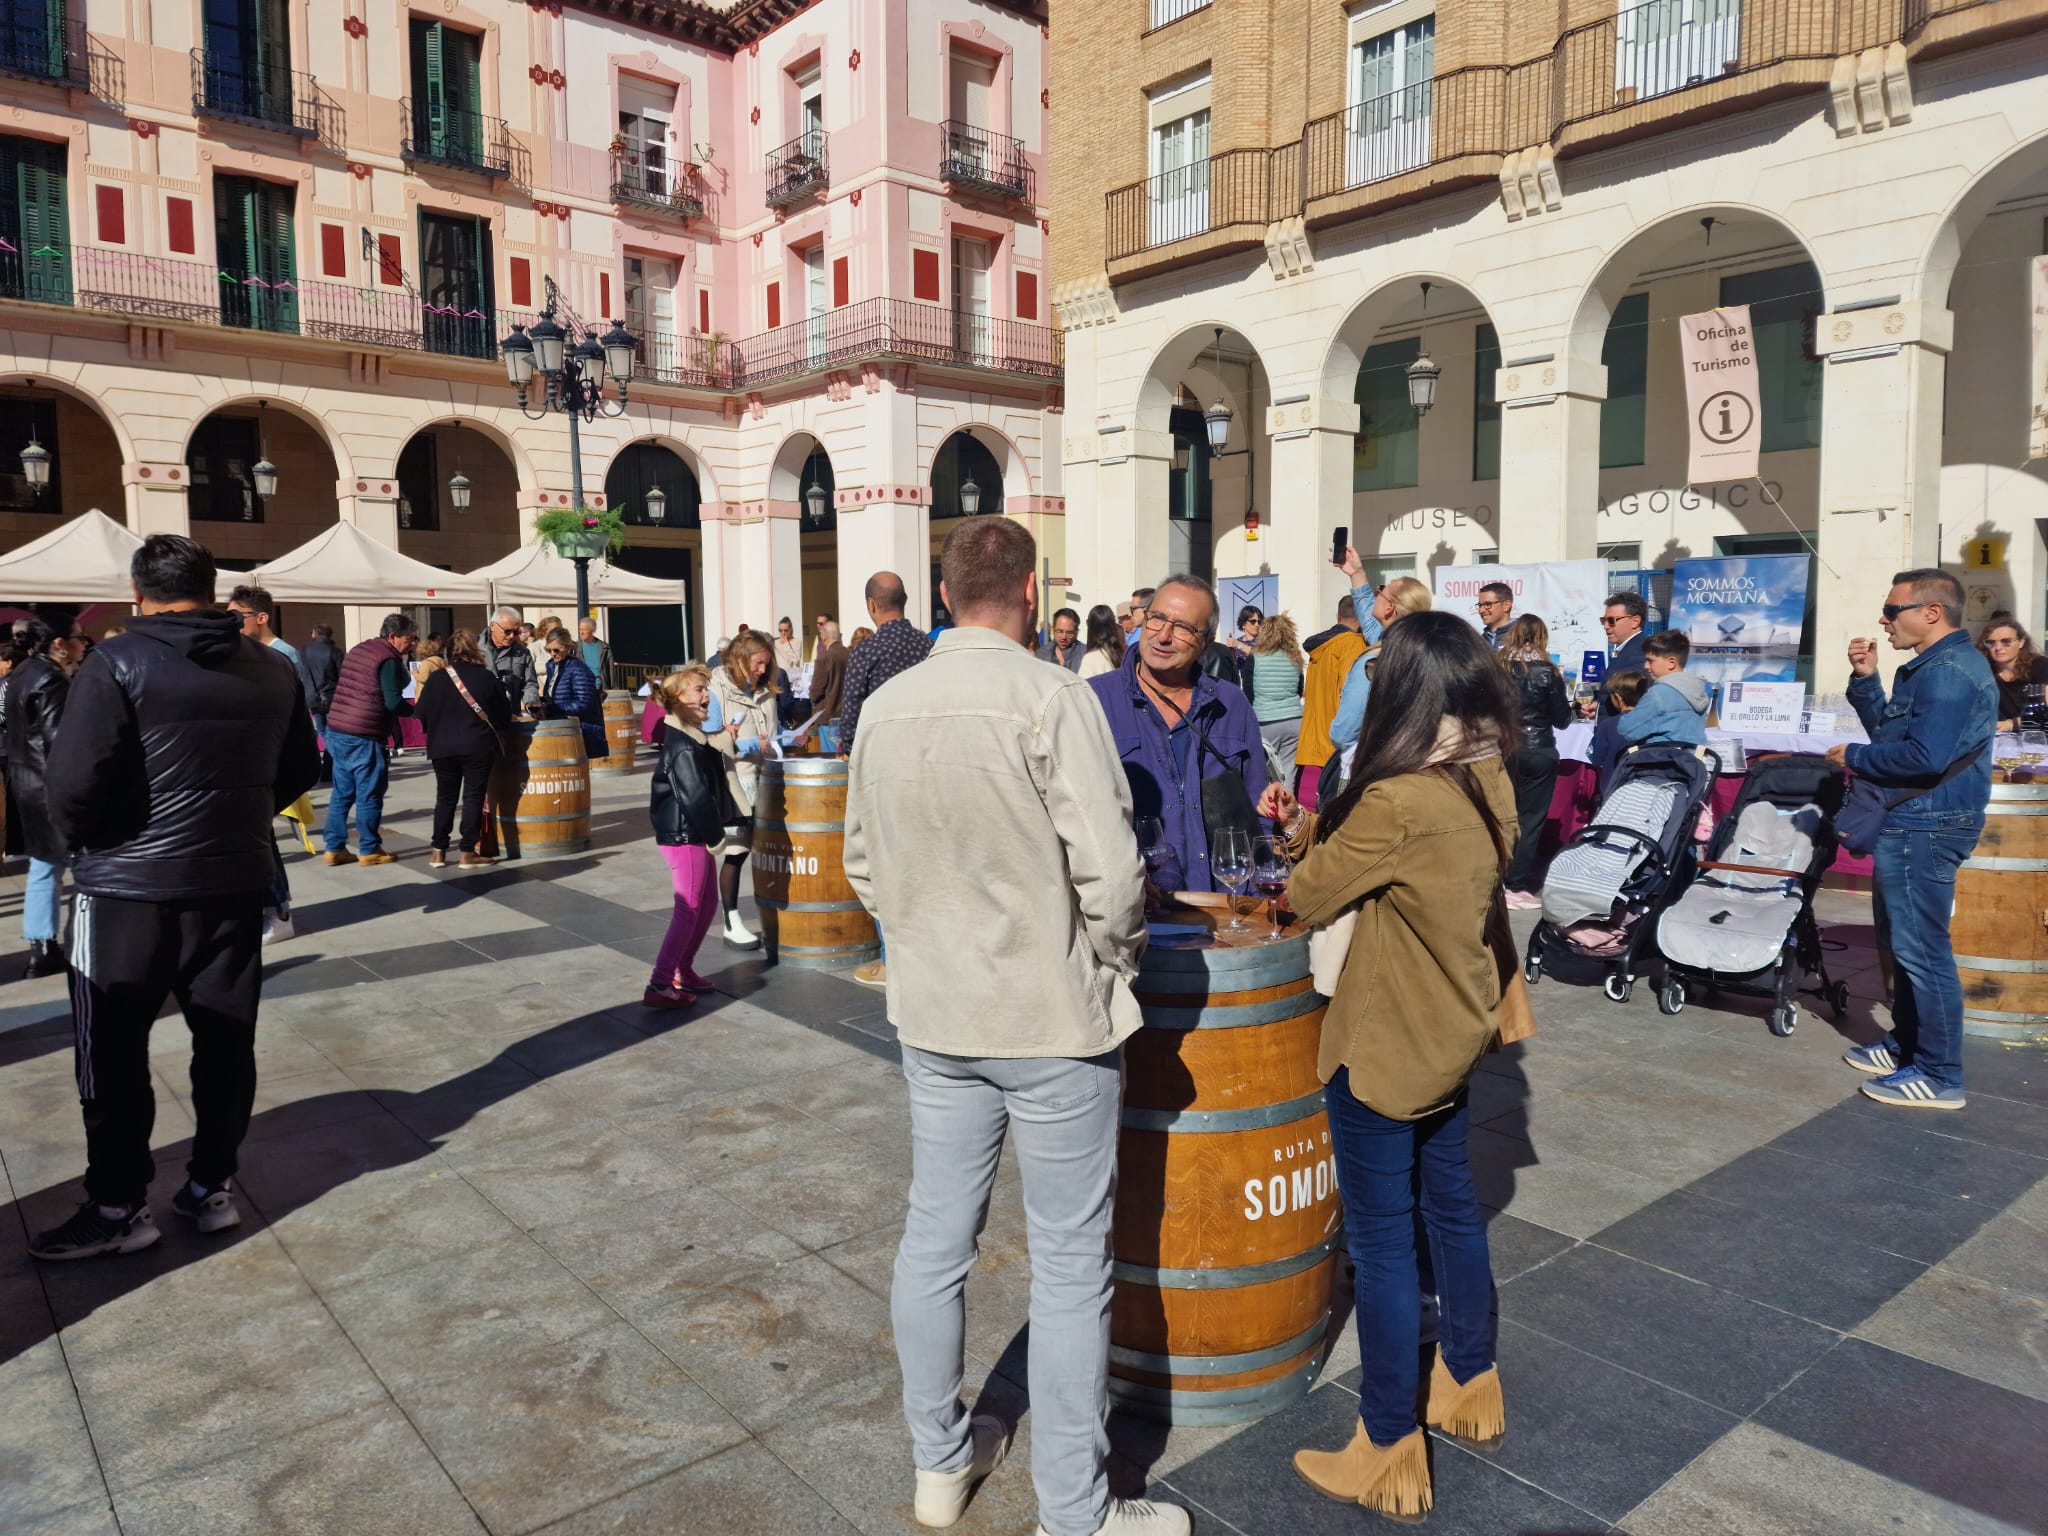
[600,272,612,318]
[913,248,940,302]
[166,197,196,255]
[509,256,532,308]
[1016,271,1038,321]
[832,256,849,308]
[320,222,347,278]
[766,281,780,330]
[95,185,125,245]
[377,233,404,286]
[699,288,710,333]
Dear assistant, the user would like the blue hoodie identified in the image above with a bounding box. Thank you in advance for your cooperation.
[1616,668,1710,748]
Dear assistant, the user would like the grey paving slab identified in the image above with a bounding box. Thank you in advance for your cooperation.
[1468,1123,1676,1239]
[438,1121,705,1231]
[0,1499,123,1536]
[109,1400,486,1536]
[400,1319,751,1536]
[531,1181,808,1318]
[1687,1146,2003,1267]
[1854,1266,2048,1405]
[1940,1173,2048,1301]
[706,1130,911,1251]
[531,1440,859,1536]
[1766,1096,2048,1204]
[259,1156,528,1291]
[0,1337,109,1525]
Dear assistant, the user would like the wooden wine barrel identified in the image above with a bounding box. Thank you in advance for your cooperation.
[1110,922,1339,1425]
[594,691,638,776]
[749,758,879,970]
[492,718,591,859]
[1954,778,2048,1043]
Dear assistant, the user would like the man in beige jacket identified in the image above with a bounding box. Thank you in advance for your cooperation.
[844,518,1184,1536]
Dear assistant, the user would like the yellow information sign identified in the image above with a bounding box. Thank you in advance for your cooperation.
[1965,538,2008,570]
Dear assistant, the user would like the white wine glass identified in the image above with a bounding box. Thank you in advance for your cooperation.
[1213,827,1252,933]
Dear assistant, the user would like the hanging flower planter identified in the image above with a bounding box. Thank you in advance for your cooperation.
[535,504,625,558]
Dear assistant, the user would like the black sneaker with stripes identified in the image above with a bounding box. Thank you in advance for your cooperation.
[28,1201,162,1261]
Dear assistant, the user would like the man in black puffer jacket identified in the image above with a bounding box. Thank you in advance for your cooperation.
[29,534,319,1262]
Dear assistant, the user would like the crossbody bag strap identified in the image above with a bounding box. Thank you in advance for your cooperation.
[1881,746,1981,809]
[444,668,513,754]
[1141,680,1238,778]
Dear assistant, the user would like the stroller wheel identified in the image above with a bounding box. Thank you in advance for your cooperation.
[1602,972,1633,1004]
[1524,953,1541,985]
[1769,1003,1799,1038]
[1658,977,1686,1016]
[1828,980,1850,1019]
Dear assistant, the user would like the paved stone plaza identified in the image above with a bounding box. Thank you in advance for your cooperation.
[3,759,2046,1536]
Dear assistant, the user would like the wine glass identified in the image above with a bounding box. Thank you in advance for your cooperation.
[1252,835,1289,942]
[1213,827,1252,932]
[1135,815,1171,906]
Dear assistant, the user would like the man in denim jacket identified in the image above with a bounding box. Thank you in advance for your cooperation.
[1827,568,1995,1109]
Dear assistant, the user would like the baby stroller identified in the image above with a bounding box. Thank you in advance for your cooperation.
[1654,752,1850,1038]
[1525,743,1721,1003]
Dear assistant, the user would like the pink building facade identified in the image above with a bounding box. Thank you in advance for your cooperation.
[0,0,1058,652]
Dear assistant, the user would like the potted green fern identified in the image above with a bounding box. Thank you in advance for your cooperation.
[535,504,625,561]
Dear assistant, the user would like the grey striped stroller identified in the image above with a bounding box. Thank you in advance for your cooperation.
[1524,744,1721,1003]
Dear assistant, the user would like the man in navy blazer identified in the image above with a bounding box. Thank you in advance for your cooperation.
[1590,589,1650,774]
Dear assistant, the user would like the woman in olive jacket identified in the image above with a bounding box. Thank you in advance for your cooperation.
[1256,610,1520,1523]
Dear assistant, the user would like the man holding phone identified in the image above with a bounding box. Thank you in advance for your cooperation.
[1826,569,1995,1110]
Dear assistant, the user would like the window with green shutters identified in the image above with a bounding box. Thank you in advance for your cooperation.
[409,19,485,167]
[419,210,494,359]
[214,174,298,334]
[1600,290,1650,468]
[1720,262,1824,453]
[1353,337,1421,492]
[2,0,69,81]
[0,133,69,306]
[1472,322,1501,482]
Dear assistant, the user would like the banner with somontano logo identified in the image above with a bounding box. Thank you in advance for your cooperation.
[1680,305,1762,485]
[1434,559,1611,679]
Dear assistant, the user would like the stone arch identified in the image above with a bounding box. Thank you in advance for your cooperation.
[178,394,356,485]
[921,421,1032,503]
[1135,321,1272,438]
[767,430,831,504]
[1317,269,1500,406]
[0,369,137,465]
[609,432,720,507]
[1920,126,2048,308]
[402,409,541,499]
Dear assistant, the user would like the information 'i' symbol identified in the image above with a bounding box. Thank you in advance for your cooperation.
[1698,391,1754,445]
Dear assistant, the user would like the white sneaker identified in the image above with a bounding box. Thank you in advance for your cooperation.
[914,1414,1010,1528]
[261,910,296,945]
[1037,1499,1191,1536]
[722,911,761,949]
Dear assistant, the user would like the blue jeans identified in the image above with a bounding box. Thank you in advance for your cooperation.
[24,857,63,943]
[1326,1068,1496,1447]
[324,730,389,855]
[1871,822,1976,1092]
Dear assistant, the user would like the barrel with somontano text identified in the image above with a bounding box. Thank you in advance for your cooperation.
[1954,776,2048,1043]
[594,691,638,776]
[1110,920,1338,1425]
[749,757,880,970]
[499,718,591,858]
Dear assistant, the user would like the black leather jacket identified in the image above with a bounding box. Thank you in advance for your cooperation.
[47,610,320,901]
[1508,657,1571,756]
[3,656,70,863]
[651,722,741,846]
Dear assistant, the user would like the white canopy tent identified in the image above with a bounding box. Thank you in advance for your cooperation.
[226,521,491,606]
[468,540,690,610]
[0,509,143,602]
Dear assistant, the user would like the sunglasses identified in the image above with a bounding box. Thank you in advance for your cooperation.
[1599,616,1629,627]
[1881,602,1932,621]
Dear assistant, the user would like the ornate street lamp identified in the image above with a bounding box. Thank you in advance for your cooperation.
[448,471,471,513]
[645,485,667,524]
[959,476,983,516]
[804,478,827,526]
[1405,281,1440,418]
[19,436,50,492]
[1202,327,1233,451]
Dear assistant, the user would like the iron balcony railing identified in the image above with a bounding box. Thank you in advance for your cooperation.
[1149,0,1211,27]
[1299,67,1508,203]
[939,121,1033,202]
[1105,148,1270,262]
[765,131,827,209]
[401,98,514,178]
[190,49,320,135]
[727,297,1060,389]
[0,7,84,87]
[632,330,727,390]
[609,152,704,219]
[0,244,72,307]
[1609,0,1745,107]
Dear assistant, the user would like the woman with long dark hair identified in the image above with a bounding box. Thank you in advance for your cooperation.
[1497,614,1570,906]
[1255,610,1518,1521]
[1977,611,2048,732]
[3,618,81,976]
[1077,602,1125,680]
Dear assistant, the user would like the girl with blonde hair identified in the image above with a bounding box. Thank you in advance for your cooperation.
[643,665,745,1005]
[707,631,785,948]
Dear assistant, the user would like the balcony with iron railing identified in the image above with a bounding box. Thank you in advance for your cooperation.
[190,49,324,136]
[0,8,82,87]
[938,121,1034,203]
[1105,148,1271,264]
[609,152,704,219]
[402,98,514,179]
[1148,0,1212,28]
[765,131,828,210]
[726,298,1061,389]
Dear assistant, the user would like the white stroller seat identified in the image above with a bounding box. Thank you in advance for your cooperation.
[1541,778,1685,929]
[1658,802,1821,974]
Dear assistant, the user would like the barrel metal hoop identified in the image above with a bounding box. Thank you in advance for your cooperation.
[1990,786,2048,801]
[1986,803,2048,816]
[1121,1088,1327,1134]
[1961,1005,2048,1023]
[1961,856,2048,871]
[1139,993,1320,1031]
[765,762,850,781]
[1108,1317,1330,1377]
[754,820,847,834]
[754,898,870,913]
[1113,1234,1340,1290]
[1106,1359,1323,1422]
[1140,937,1310,986]
[1135,964,1313,997]
[512,812,593,826]
[1954,955,2048,974]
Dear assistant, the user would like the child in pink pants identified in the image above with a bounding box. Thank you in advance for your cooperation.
[646,666,742,1009]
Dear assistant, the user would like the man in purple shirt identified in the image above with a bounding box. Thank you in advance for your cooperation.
[1088,574,1266,894]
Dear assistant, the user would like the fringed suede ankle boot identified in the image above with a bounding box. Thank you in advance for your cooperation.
[1293,1423,1431,1522]
[1426,1355,1505,1451]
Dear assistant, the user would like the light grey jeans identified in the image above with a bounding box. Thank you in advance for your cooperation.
[894,1044,1123,1536]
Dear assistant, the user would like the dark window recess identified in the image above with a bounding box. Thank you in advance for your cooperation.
[187,415,265,523]
[215,173,298,333]
[1600,290,1650,469]
[0,394,60,511]
[930,432,1001,521]
[1721,261,1824,454]
[0,132,71,306]
[605,441,702,529]
[1472,321,1501,482]
[418,210,493,358]
[607,544,694,662]
[408,19,489,169]
[199,0,300,129]
[396,433,438,532]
